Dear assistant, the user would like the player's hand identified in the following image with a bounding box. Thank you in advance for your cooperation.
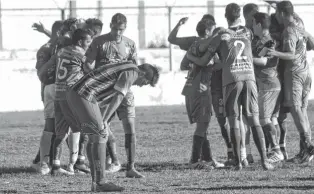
[177,17,189,26]
[102,122,110,138]
[266,48,278,57]
[199,83,208,93]
[32,22,46,33]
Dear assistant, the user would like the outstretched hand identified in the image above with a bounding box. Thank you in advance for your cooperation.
[177,17,189,26]
[32,22,46,33]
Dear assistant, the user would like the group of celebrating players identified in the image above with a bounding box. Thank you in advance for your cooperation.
[30,0,314,192]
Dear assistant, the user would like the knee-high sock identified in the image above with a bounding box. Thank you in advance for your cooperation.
[201,133,213,162]
[191,135,205,163]
[40,131,54,164]
[107,131,118,164]
[217,117,232,149]
[93,141,107,185]
[52,137,64,169]
[125,134,136,170]
[86,142,95,182]
[49,134,56,166]
[251,126,267,162]
[77,134,88,164]
[68,132,80,165]
[230,128,241,164]
[263,123,280,151]
[279,121,288,148]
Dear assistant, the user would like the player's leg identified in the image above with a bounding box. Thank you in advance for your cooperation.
[243,116,254,163]
[105,127,121,173]
[244,81,274,170]
[117,91,144,178]
[239,111,248,167]
[74,133,91,174]
[66,89,124,192]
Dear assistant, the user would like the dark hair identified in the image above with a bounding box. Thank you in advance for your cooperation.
[72,29,92,45]
[225,3,241,23]
[85,18,103,29]
[111,13,127,25]
[253,12,270,29]
[201,14,216,24]
[277,1,294,16]
[196,19,216,37]
[138,63,161,87]
[243,3,259,16]
[51,20,63,36]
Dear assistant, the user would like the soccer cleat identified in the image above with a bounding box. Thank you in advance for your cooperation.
[189,161,214,170]
[286,151,304,163]
[280,147,288,160]
[207,159,225,168]
[92,182,124,192]
[227,151,234,161]
[233,163,242,171]
[224,159,236,167]
[38,163,51,175]
[262,160,275,170]
[51,167,74,176]
[241,158,249,167]
[74,163,90,174]
[268,151,284,163]
[126,168,145,178]
[31,162,40,171]
[105,163,122,173]
[301,146,314,163]
[247,154,254,164]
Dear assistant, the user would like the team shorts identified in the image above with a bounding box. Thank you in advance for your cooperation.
[43,84,56,119]
[185,91,212,124]
[223,80,259,118]
[66,89,106,137]
[258,90,281,119]
[116,91,136,120]
[284,71,312,108]
[55,100,81,139]
[211,70,224,118]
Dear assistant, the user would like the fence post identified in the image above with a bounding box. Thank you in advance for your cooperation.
[138,0,146,49]
[207,0,214,16]
[168,6,173,71]
[61,9,65,20]
[69,0,77,18]
[0,0,3,50]
[97,0,103,20]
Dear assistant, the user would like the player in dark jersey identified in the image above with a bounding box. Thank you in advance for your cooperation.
[50,29,93,175]
[267,1,314,163]
[66,62,160,192]
[168,16,234,164]
[187,3,274,171]
[252,12,284,163]
[243,3,260,164]
[83,13,145,178]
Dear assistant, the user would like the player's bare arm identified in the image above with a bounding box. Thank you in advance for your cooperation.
[102,92,124,126]
[167,17,189,45]
[305,31,314,50]
[32,22,52,38]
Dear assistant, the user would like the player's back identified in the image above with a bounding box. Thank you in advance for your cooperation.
[55,45,85,100]
[218,26,255,86]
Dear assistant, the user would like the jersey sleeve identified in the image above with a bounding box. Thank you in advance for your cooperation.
[176,36,198,51]
[85,38,98,65]
[36,46,51,70]
[114,70,138,96]
[282,27,298,53]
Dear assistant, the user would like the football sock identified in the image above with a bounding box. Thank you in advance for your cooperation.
[241,147,247,161]
[218,117,232,149]
[49,134,56,166]
[52,137,63,168]
[201,133,213,162]
[191,135,205,163]
[107,131,119,164]
[279,121,287,148]
[33,149,40,164]
[263,123,280,152]
[245,128,252,155]
[93,141,107,185]
[125,134,136,170]
[274,124,281,145]
[77,134,88,164]
[251,126,267,162]
[86,142,95,182]
[230,128,241,164]
[68,132,80,165]
[40,131,54,164]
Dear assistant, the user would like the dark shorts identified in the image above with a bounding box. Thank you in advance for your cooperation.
[66,89,106,137]
[258,90,281,119]
[223,80,259,118]
[284,71,312,108]
[116,91,136,120]
[55,100,80,138]
[211,70,224,118]
[185,91,212,124]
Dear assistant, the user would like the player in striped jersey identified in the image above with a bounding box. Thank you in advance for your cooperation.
[186,3,274,171]
[66,62,160,192]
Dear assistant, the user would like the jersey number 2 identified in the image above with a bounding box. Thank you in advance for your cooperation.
[234,40,247,60]
[57,58,70,80]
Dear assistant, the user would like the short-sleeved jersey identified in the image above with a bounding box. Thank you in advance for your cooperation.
[252,34,280,91]
[71,61,138,107]
[55,45,86,101]
[36,42,53,70]
[206,26,255,86]
[282,22,308,75]
[85,33,137,69]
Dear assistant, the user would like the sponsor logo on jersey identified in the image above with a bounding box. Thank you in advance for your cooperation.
[221,34,231,41]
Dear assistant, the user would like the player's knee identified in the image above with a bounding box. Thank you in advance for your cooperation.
[247,116,260,127]
[228,116,240,129]
[89,134,107,143]
[108,132,116,143]
[122,117,136,134]
[260,118,271,126]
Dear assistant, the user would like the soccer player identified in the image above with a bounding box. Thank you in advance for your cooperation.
[49,29,93,175]
[267,1,314,163]
[83,13,143,178]
[243,3,260,164]
[33,20,63,174]
[186,3,274,170]
[168,16,233,164]
[66,62,160,192]
[251,12,284,163]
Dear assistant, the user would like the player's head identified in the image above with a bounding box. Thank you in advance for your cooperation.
[225,3,241,25]
[51,20,63,39]
[252,12,270,37]
[196,19,216,38]
[135,63,161,87]
[85,18,103,38]
[60,18,86,38]
[201,14,216,25]
[72,29,93,51]
[110,13,127,41]
[243,3,259,29]
[276,1,294,24]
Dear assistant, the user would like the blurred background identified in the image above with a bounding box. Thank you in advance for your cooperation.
[0,0,314,111]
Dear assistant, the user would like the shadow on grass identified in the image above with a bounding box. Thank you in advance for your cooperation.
[176,185,314,191]
[0,166,36,175]
[290,177,314,181]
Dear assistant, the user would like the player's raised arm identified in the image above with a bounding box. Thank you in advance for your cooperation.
[32,22,52,38]
[168,17,188,45]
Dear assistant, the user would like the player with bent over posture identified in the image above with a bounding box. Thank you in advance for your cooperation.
[66,62,160,192]
[187,3,274,170]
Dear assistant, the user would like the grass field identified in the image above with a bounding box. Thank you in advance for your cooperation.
[1,105,314,194]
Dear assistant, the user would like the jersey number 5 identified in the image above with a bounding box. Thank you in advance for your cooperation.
[234,40,247,60]
[57,58,70,80]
